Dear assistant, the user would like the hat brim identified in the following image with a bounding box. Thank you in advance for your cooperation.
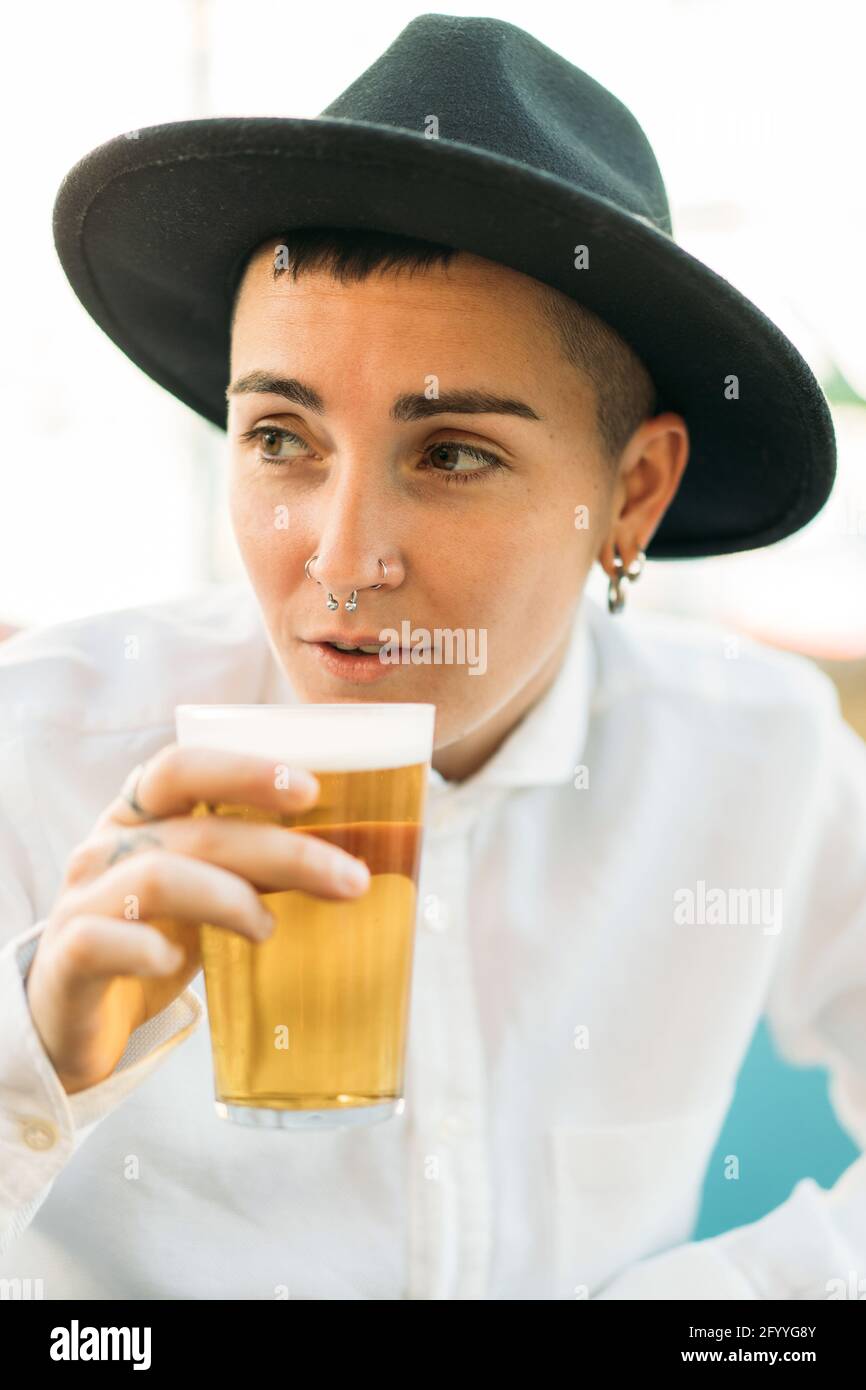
[52,116,836,560]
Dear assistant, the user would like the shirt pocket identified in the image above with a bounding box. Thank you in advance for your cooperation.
[550,1098,730,1299]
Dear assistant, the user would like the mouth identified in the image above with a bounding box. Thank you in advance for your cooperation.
[305,630,388,650]
[303,637,397,684]
[318,639,387,655]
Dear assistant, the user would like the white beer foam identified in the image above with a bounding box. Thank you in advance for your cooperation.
[175,703,436,771]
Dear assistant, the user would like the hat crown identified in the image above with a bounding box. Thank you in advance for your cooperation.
[321,14,672,235]
[51,14,836,557]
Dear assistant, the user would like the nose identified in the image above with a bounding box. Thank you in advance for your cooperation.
[304,457,404,601]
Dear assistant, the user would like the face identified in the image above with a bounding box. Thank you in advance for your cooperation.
[227,243,686,781]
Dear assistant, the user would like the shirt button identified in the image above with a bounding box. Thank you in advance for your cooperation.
[421,893,450,932]
[20,1117,58,1151]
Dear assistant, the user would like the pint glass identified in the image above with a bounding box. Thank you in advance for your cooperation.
[174,702,436,1130]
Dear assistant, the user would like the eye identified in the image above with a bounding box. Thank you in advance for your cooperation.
[239,425,311,462]
[419,441,508,484]
[238,425,508,485]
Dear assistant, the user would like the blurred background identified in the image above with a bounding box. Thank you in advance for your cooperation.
[0,0,863,1244]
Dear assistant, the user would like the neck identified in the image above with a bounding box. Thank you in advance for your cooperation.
[431,619,574,784]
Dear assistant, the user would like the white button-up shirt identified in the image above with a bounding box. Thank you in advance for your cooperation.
[1,581,864,1300]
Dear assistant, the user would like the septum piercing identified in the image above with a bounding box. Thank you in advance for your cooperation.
[304,555,388,611]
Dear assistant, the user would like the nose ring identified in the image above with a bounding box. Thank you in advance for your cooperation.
[305,556,388,611]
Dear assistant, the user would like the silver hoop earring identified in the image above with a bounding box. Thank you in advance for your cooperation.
[607,545,646,614]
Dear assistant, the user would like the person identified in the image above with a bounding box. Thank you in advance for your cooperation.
[1,14,862,1301]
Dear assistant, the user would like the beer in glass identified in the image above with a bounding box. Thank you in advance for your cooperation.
[174,702,436,1129]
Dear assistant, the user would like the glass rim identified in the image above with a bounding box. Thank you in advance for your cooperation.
[176,702,437,716]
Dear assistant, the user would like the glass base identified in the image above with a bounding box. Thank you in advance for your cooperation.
[215,1097,404,1130]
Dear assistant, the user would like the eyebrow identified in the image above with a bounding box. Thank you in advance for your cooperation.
[226,372,542,423]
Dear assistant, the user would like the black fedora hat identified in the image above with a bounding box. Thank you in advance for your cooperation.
[52,12,835,560]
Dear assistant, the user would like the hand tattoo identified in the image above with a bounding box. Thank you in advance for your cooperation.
[106,828,164,866]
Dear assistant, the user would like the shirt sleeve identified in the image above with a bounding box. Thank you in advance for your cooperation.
[595,683,866,1301]
[0,915,203,1258]
[0,633,217,1256]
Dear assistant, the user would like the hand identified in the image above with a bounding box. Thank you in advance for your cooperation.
[24,743,371,1094]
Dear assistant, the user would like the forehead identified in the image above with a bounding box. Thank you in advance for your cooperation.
[232,240,545,327]
[227,247,569,411]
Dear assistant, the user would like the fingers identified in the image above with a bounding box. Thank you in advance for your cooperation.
[54,915,185,987]
[98,743,321,830]
[162,816,370,895]
[66,817,372,898]
[56,851,278,943]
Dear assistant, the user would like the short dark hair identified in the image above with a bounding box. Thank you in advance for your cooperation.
[230,226,657,464]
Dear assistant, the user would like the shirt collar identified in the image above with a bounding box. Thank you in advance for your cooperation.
[431,591,597,796]
[258,591,597,797]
